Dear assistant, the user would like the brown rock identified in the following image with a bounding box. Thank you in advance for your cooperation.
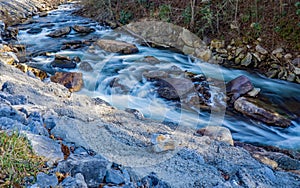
[47,26,71,38]
[234,97,291,128]
[72,25,95,34]
[50,72,83,92]
[96,39,138,54]
[226,75,254,102]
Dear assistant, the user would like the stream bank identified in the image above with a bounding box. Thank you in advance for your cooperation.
[1,1,300,187]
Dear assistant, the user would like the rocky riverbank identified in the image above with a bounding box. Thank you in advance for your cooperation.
[1,53,300,187]
[1,1,300,188]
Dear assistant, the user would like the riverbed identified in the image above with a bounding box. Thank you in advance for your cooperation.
[14,3,300,150]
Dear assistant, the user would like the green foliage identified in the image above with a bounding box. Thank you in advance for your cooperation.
[182,6,192,25]
[159,4,171,22]
[0,131,45,187]
[119,10,133,25]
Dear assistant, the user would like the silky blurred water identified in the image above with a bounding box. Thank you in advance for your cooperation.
[15,3,300,150]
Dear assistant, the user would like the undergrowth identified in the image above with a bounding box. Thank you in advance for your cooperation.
[79,0,300,51]
[0,131,45,187]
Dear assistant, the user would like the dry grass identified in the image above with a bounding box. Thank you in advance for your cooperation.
[0,131,46,187]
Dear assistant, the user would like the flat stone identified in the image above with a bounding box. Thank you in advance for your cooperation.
[234,97,291,128]
[96,39,139,54]
[24,132,64,166]
[50,72,83,92]
[272,47,284,55]
[105,169,126,185]
[241,52,253,66]
[142,70,169,81]
[27,27,42,34]
[255,45,268,55]
[247,87,261,97]
[196,126,234,145]
[33,172,58,188]
[151,134,177,153]
[72,25,95,34]
[47,26,71,38]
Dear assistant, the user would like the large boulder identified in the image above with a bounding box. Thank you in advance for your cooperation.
[47,26,71,38]
[234,97,291,128]
[122,21,211,61]
[50,72,83,92]
[95,39,139,54]
[226,75,254,102]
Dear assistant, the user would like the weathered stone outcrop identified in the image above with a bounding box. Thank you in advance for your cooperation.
[121,21,212,61]
[0,0,66,26]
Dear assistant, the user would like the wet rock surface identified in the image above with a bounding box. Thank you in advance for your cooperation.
[47,26,71,38]
[234,97,291,128]
[50,72,83,92]
[96,39,139,54]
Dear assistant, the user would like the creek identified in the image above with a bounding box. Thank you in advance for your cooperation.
[14,3,300,150]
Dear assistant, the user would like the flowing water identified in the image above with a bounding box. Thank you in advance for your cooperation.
[14,3,300,149]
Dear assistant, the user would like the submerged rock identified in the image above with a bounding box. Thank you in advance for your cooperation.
[96,39,139,54]
[47,26,71,38]
[234,97,291,128]
[79,61,93,72]
[50,72,83,92]
[27,27,42,34]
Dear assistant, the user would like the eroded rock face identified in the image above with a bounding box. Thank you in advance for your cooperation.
[96,39,139,54]
[47,26,71,38]
[234,97,291,127]
[50,72,83,92]
[226,75,254,102]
